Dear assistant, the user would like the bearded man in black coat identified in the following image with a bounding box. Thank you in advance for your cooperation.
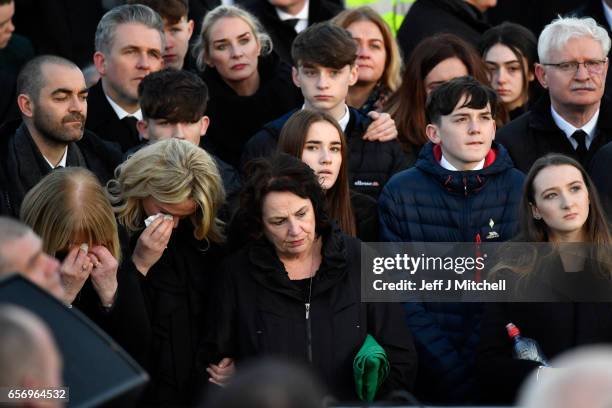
[0,55,121,217]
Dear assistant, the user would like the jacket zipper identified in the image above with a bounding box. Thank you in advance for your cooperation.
[305,302,313,363]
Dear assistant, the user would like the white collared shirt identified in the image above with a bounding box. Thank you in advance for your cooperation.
[440,154,485,171]
[43,146,68,169]
[104,93,143,121]
[275,0,309,33]
[337,104,350,132]
[301,104,350,132]
[603,0,612,30]
[550,105,599,149]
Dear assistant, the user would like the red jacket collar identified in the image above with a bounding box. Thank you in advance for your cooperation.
[433,144,497,169]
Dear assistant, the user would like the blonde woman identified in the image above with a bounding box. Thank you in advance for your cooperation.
[192,5,303,167]
[107,139,227,406]
[20,167,149,366]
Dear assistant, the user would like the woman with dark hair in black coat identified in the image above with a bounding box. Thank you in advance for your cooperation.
[476,154,612,404]
[208,154,417,401]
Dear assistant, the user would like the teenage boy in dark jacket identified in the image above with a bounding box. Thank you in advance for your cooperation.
[242,22,408,199]
[125,68,241,221]
[379,76,524,404]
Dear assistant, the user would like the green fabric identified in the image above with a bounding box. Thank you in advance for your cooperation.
[353,334,389,401]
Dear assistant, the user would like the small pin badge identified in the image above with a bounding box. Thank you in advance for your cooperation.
[486,218,500,239]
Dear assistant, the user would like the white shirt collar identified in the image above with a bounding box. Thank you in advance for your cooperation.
[275,0,309,33]
[603,0,612,30]
[440,154,485,171]
[43,146,68,169]
[550,105,599,149]
[301,104,350,132]
[337,104,350,132]
[104,93,143,121]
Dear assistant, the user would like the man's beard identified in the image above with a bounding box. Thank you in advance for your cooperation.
[33,111,86,146]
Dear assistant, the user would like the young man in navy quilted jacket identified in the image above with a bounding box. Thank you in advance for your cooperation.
[378,75,524,404]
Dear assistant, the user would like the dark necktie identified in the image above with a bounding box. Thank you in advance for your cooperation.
[121,116,140,146]
[283,18,300,31]
[571,129,588,162]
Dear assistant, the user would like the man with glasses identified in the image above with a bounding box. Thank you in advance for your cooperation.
[497,16,612,174]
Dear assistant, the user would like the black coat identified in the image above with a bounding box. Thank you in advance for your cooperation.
[242,108,409,198]
[71,258,151,368]
[13,0,105,67]
[396,0,490,62]
[486,0,584,41]
[242,0,343,64]
[200,53,303,168]
[0,120,122,217]
[496,94,612,175]
[210,228,417,401]
[590,141,612,218]
[135,221,226,406]
[0,69,18,127]
[85,80,140,153]
[350,190,379,242]
[476,257,612,404]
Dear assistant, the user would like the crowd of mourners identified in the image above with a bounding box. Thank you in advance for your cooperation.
[2,0,612,406]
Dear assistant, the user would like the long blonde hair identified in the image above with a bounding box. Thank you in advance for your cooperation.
[20,167,121,262]
[107,139,226,243]
[193,5,273,72]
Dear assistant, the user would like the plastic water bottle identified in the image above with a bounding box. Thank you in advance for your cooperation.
[506,322,549,366]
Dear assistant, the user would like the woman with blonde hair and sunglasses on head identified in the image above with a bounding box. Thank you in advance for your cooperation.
[107,138,227,406]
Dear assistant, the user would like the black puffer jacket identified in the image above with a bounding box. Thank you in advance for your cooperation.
[378,142,524,403]
[242,107,409,198]
[210,228,418,401]
[379,141,524,243]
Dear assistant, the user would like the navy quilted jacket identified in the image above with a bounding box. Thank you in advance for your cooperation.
[378,141,524,403]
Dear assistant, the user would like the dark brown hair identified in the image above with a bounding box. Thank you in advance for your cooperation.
[138,68,208,123]
[479,22,538,110]
[426,76,498,125]
[291,22,357,69]
[494,154,612,280]
[127,0,188,24]
[278,110,356,236]
[385,34,492,153]
[521,154,611,245]
[240,154,331,241]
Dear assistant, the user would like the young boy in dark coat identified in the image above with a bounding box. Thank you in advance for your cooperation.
[242,22,408,198]
[379,76,524,404]
[125,68,241,221]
